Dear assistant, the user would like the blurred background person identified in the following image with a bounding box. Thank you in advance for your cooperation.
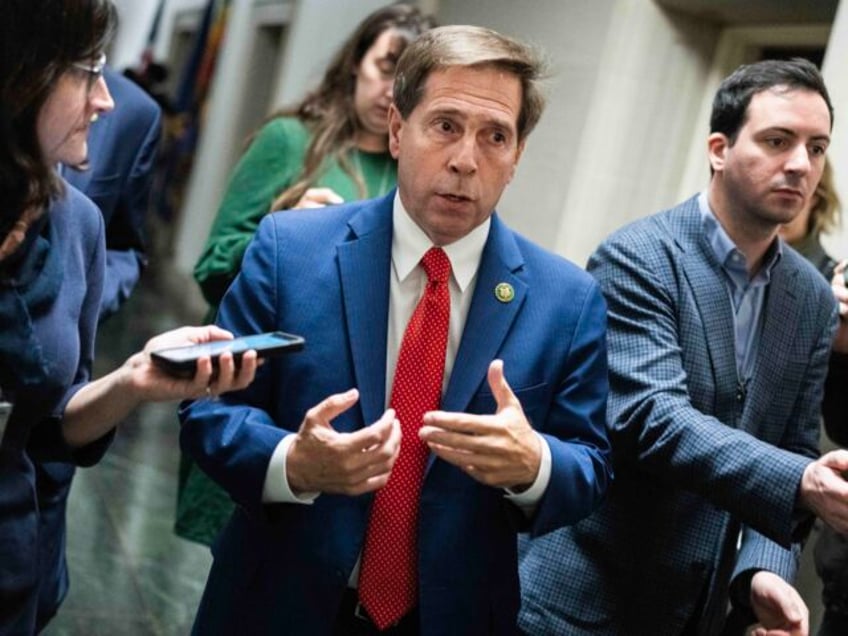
[780,159,841,282]
[782,159,848,636]
[0,2,257,632]
[64,66,162,321]
[33,66,163,631]
[175,2,435,547]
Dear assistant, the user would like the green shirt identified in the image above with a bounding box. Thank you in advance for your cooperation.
[193,116,397,309]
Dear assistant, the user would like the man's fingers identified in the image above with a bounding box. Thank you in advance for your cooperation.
[347,409,397,452]
[303,389,360,429]
[289,406,398,495]
[327,417,400,494]
[487,359,521,413]
[819,449,848,472]
[330,412,400,475]
[750,572,807,636]
[296,187,344,208]
[422,410,494,436]
[420,425,489,454]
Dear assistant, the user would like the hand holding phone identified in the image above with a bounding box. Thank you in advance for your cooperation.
[150,331,304,378]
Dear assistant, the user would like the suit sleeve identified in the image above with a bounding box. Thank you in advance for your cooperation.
[725,298,838,583]
[193,119,299,307]
[729,526,801,611]
[180,215,291,519]
[530,280,612,536]
[587,234,833,548]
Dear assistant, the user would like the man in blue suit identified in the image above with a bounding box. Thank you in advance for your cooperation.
[33,67,162,631]
[520,59,848,635]
[180,25,612,635]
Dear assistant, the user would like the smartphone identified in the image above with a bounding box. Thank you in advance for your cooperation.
[150,331,305,378]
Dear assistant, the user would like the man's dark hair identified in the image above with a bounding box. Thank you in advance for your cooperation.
[710,57,833,145]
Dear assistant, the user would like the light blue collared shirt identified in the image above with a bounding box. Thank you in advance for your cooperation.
[697,192,782,386]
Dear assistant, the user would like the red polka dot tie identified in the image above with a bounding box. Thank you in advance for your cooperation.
[358,247,452,629]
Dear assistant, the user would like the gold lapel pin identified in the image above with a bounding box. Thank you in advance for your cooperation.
[494,282,514,303]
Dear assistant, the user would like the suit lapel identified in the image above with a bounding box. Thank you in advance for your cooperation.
[426,216,526,474]
[337,196,393,426]
[674,203,739,411]
[740,258,800,432]
[442,215,526,414]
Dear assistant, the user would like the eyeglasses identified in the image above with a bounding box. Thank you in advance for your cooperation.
[71,54,107,81]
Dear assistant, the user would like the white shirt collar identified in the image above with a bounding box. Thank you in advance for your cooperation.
[391,191,490,291]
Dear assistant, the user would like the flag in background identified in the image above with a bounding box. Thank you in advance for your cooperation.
[139,0,167,74]
[174,0,231,114]
[151,0,232,226]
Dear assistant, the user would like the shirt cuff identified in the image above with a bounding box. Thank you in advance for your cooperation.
[503,432,551,516]
[261,433,320,504]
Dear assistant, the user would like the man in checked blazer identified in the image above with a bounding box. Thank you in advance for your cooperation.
[520,58,848,635]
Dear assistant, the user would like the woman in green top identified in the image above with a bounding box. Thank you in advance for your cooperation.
[177,3,435,546]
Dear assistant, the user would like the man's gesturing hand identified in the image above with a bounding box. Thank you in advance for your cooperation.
[800,450,848,533]
[418,360,541,490]
[286,389,401,496]
[748,571,808,636]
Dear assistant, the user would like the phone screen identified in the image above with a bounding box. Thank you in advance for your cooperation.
[155,332,303,363]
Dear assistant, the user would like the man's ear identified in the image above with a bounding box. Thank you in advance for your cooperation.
[388,104,403,160]
[707,132,729,174]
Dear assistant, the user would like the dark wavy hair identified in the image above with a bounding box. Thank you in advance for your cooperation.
[0,0,117,240]
[268,3,435,211]
[710,57,833,145]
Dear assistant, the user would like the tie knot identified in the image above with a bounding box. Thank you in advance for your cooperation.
[421,247,451,284]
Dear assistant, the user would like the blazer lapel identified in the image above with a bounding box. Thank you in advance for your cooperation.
[740,258,800,432]
[337,196,393,426]
[442,215,527,414]
[426,216,526,475]
[675,205,739,414]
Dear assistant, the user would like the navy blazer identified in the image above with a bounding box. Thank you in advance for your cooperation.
[180,192,612,635]
[64,66,162,320]
[519,196,837,635]
[0,187,106,634]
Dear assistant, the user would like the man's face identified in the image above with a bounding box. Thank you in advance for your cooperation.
[709,87,831,231]
[388,65,525,246]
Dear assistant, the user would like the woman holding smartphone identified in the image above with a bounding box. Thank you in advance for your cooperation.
[0,2,257,631]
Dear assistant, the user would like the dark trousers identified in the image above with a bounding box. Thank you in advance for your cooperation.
[332,589,420,636]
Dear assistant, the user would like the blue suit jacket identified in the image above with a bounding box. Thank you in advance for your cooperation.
[180,192,612,635]
[64,66,162,321]
[519,196,837,635]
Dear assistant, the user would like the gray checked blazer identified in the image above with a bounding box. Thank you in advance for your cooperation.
[518,195,837,636]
